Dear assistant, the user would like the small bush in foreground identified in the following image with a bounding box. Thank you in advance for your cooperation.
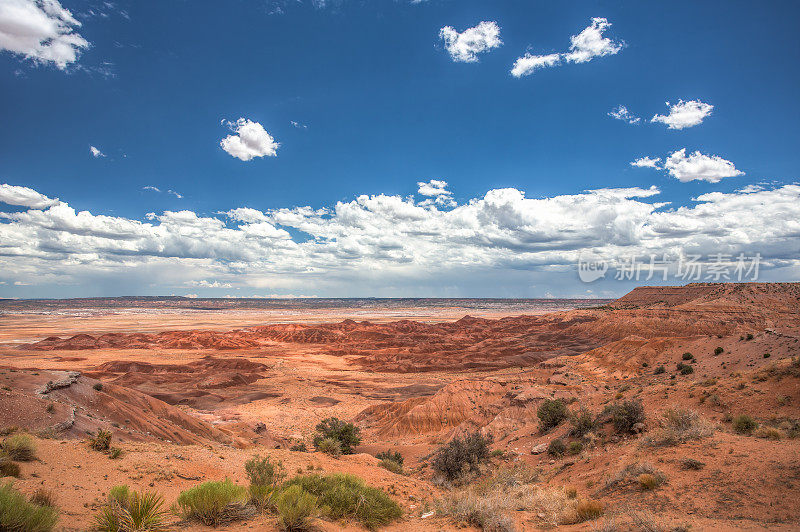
[714,347,724,356]
[315,437,341,457]
[89,429,113,452]
[682,352,694,361]
[754,426,784,440]
[176,479,248,527]
[379,459,403,475]
[431,431,491,482]
[312,418,361,455]
[573,499,604,522]
[537,399,568,432]
[0,481,58,532]
[276,485,317,531]
[569,407,595,437]
[29,489,56,508]
[375,450,403,465]
[732,414,758,434]
[96,485,169,532]
[283,473,402,529]
[547,439,566,457]
[245,455,285,487]
[0,457,21,478]
[1,433,37,462]
[606,400,645,434]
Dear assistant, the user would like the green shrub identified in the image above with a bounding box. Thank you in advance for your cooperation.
[1,433,36,461]
[567,441,583,455]
[245,455,285,487]
[375,450,403,465]
[276,485,317,531]
[316,437,341,457]
[569,407,595,437]
[176,479,248,526]
[312,418,361,455]
[677,363,694,375]
[607,400,645,434]
[682,352,694,361]
[289,442,308,452]
[249,484,279,514]
[653,365,666,375]
[89,429,112,452]
[746,333,754,340]
[431,431,491,482]
[714,347,724,356]
[109,447,123,460]
[732,414,758,434]
[537,399,568,431]
[283,473,402,529]
[0,457,21,478]
[0,481,58,532]
[547,439,566,457]
[379,459,403,475]
[764,353,771,358]
[94,383,104,391]
[96,485,169,532]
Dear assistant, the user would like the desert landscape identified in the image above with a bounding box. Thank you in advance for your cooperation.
[1,282,799,531]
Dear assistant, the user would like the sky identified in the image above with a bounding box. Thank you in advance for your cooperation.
[1,0,799,299]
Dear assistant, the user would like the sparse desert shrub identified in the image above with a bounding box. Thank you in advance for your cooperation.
[682,352,694,361]
[93,383,104,391]
[379,459,403,475]
[109,447,123,459]
[564,487,578,499]
[176,479,248,526]
[375,450,403,465]
[732,414,758,434]
[764,353,771,358]
[45,403,55,414]
[746,333,754,340]
[638,473,659,490]
[537,399,568,432]
[547,439,566,457]
[606,400,645,434]
[641,408,714,447]
[289,441,308,452]
[89,429,112,452]
[679,364,694,375]
[245,454,286,487]
[754,426,784,440]
[431,431,491,482]
[0,481,58,532]
[312,418,361,455]
[1,433,36,461]
[248,484,278,513]
[315,437,341,457]
[680,458,705,470]
[0,457,21,478]
[573,499,604,522]
[653,365,666,375]
[29,489,56,508]
[283,473,402,529]
[569,407,595,437]
[604,462,666,492]
[567,441,583,455]
[276,485,317,531]
[714,347,724,356]
[96,485,169,532]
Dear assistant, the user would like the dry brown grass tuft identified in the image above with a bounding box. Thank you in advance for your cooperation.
[640,408,713,447]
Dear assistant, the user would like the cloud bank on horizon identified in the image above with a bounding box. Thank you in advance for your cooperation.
[1,181,798,297]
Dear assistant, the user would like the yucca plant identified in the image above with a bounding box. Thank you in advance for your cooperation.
[95,485,170,532]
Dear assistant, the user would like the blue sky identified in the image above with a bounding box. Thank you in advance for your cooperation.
[1,0,799,298]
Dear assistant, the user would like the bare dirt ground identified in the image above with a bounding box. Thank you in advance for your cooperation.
[1,283,799,531]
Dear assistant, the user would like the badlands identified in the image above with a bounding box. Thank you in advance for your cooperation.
[1,282,799,531]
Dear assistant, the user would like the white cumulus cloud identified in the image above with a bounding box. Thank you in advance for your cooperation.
[651,99,713,130]
[0,0,89,69]
[220,118,279,161]
[439,21,502,63]
[630,156,661,168]
[0,184,60,209]
[511,17,622,77]
[663,149,743,183]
